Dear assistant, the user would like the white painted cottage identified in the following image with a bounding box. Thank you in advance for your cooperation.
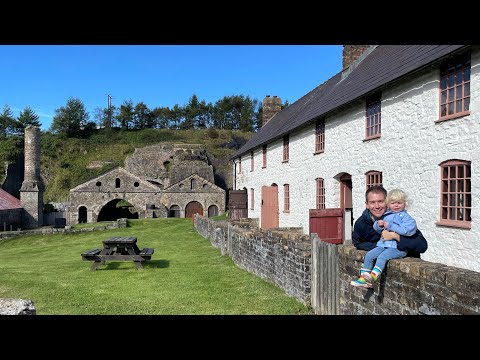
[231,45,480,273]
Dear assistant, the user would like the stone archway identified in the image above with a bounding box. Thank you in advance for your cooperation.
[185,201,203,219]
[97,199,139,221]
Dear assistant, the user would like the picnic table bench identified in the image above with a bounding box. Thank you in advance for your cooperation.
[81,236,154,271]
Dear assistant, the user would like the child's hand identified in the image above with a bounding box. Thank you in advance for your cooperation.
[377,220,386,228]
[382,230,396,241]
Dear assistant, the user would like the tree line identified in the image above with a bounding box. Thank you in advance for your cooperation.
[0,94,289,139]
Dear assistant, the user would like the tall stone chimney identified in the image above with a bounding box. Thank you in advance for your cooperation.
[262,95,282,127]
[342,45,371,70]
[20,125,44,229]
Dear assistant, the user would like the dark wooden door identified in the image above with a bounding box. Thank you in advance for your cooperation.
[229,189,248,220]
[261,185,278,230]
[185,201,203,219]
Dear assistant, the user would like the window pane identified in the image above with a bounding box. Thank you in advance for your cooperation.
[456,100,462,113]
[466,165,471,178]
[440,104,447,117]
[466,208,471,221]
[455,70,463,84]
[442,180,448,192]
[458,207,464,221]
[448,88,454,101]
[448,102,454,115]
[448,74,454,87]
[442,207,448,219]
[464,97,470,111]
[456,85,463,99]
[466,180,471,192]
[449,207,456,220]
[458,166,464,178]
[458,194,464,206]
[450,166,456,178]
[464,67,471,82]
[442,167,448,179]
[466,195,471,207]
[450,194,456,206]
[441,77,447,89]
[464,83,470,97]
[450,180,456,192]
[441,91,447,104]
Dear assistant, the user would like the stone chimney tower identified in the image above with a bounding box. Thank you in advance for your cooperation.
[20,125,44,229]
[342,45,371,70]
[262,95,282,127]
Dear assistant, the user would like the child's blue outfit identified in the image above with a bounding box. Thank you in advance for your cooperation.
[351,210,417,288]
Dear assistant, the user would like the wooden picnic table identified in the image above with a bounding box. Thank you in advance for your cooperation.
[81,236,154,271]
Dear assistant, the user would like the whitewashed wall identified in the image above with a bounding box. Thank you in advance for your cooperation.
[236,48,480,272]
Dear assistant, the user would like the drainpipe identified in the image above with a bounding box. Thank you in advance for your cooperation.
[232,158,237,190]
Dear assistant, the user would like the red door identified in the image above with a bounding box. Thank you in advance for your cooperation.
[340,174,352,209]
[185,201,203,219]
[309,208,343,244]
[261,185,278,230]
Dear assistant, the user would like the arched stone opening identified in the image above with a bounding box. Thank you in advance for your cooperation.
[78,206,88,223]
[208,205,218,217]
[97,199,139,222]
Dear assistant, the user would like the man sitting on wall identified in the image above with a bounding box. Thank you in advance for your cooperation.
[352,185,428,257]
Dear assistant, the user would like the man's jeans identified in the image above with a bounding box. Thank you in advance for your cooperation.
[364,246,407,272]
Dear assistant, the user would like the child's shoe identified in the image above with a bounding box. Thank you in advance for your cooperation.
[362,271,373,284]
[350,276,372,288]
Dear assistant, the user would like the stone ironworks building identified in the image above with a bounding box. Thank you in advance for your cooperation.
[69,144,225,225]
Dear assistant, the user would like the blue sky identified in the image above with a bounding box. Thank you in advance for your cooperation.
[0,45,343,131]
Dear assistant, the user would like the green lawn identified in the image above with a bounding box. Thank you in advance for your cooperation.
[0,218,311,315]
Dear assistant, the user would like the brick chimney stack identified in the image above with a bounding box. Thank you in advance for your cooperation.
[342,45,370,70]
[262,95,282,127]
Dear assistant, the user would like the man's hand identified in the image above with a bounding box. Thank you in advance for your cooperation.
[382,230,399,241]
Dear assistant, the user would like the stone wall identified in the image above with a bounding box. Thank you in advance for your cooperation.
[195,216,480,314]
[0,217,127,240]
[340,246,480,315]
[194,215,311,304]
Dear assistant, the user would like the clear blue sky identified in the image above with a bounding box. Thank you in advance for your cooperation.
[0,45,343,131]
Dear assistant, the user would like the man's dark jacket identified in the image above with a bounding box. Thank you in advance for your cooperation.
[352,209,428,257]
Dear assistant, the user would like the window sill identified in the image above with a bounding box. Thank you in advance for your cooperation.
[435,111,470,123]
[313,150,324,155]
[435,220,471,229]
[261,166,266,169]
[282,160,289,164]
[283,210,290,213]
[363,134,381,142]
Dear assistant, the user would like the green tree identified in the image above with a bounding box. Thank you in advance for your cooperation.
[116,99,134,130]
[169,104,184,129]
[133,102,151,129]
[16,106,41,134]
[50,97,90,138]
[94,105,118,129]
[0,105,16,138]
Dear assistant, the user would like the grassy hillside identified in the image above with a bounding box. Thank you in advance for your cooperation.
[0,128,252,203]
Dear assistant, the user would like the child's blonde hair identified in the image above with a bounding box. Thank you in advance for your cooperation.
[386,189,409,208]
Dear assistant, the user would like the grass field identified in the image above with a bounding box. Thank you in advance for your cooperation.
[0,218,311,315]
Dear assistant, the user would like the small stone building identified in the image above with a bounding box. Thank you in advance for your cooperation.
[69,144,225,225]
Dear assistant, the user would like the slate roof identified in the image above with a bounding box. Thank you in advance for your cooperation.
[233,45,468,159]
[0,188,22,210]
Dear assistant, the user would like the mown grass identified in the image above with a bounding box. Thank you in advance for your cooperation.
[0,218,311,315]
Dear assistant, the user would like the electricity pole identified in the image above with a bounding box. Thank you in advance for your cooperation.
[107,94,113,128]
